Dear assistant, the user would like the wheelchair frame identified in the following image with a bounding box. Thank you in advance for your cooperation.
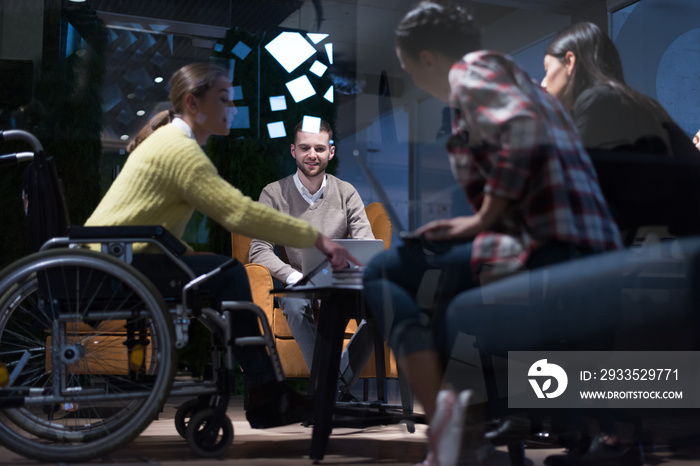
[0,129,284,461]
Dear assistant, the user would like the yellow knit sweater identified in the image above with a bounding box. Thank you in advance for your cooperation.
[85,124,318,252]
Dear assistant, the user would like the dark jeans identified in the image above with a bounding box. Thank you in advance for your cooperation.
[362,241,477,358]
[444,244,617,433]
[362,240,592,360]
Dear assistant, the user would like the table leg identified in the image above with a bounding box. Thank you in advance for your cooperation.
[371,319,387,405]
[309,293,352,461]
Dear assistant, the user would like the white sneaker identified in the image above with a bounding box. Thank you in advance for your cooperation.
[419,389,473,466]
[414,450,437,466]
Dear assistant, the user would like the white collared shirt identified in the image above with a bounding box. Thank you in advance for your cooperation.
[287,172,326,285]
[293,172,327,205]
[170,117,195,141]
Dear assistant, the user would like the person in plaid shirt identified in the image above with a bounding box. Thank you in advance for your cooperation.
[362,2,621,464]
[447,48,621,280]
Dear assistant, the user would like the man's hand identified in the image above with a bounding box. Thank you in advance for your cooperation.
[693,128,700,151]
[416,216,483,241]
[314,233,361,270]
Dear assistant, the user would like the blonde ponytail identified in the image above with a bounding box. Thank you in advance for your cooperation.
[126,109,177,152]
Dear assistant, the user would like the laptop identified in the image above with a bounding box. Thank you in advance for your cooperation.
[297,238,385,287]
[353,150,420,244]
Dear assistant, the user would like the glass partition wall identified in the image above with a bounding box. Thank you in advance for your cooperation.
[1,0,700,458]
[1,0,699,252]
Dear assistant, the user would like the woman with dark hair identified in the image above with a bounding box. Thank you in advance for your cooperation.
[542,21,676,154]
[86,62,356,429]
[542,23,671,465]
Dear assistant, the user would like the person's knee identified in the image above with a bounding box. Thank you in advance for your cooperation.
[281,298,311,319]
[364,247,405,282]
[363,255,384,282]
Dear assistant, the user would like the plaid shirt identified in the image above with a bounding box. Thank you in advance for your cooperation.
[447,50,622,280]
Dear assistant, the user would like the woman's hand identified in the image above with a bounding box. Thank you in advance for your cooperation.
[314,233,361,270]
[415,194,511,242]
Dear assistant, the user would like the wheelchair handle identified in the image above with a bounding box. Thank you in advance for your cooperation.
[217,257,239,272]
[180,257,240,323]
[0,152,34,166]
[181,258,239,299]
[0,130,43,153]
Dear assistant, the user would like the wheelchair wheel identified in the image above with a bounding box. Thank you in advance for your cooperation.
[175,397,209,439]
[0,275,149,440]
[185,408,233,458]
[0,249,176,462]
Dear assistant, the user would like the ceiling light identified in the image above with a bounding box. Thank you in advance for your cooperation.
[136,110,145,116]
[267,121,286,139]
[323,86,334,103]
[230,106,249,129]
[265,32,316,73]
[232,41,252,60]
[285,75,316,103]
[301,116,321,134]
[154,76,163,83]
[307,33,328,44]
[120,134,129,141]
[325,43,333,65]
[309,61,327,77]
[269,95,287,111]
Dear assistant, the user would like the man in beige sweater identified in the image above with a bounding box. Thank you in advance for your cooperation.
[249,120,374,401]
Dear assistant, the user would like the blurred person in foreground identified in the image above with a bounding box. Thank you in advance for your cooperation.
[362,3,621,465]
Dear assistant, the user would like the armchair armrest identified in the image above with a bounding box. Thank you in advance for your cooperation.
[244,263,276,325]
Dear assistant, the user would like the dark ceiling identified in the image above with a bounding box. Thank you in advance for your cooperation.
[70,0,604,150]
[90,0,305,33]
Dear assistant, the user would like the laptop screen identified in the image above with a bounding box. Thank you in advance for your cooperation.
[296,239,384,287]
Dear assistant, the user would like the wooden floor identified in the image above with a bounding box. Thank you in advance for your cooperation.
[1,394,700,465]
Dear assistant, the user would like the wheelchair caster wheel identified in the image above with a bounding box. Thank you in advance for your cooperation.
[175,399,205,439]
[186,408,234,458]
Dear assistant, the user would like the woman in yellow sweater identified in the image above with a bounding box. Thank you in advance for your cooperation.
[85,62,354,428]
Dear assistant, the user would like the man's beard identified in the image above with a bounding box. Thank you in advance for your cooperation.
[297,158,328,178]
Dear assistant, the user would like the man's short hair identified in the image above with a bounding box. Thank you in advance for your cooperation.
[395,1,481,62]
[293,119,333,144]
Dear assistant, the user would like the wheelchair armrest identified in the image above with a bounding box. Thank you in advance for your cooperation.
[67,225,188,256]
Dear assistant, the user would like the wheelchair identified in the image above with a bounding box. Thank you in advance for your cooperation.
[0,129,285,462]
